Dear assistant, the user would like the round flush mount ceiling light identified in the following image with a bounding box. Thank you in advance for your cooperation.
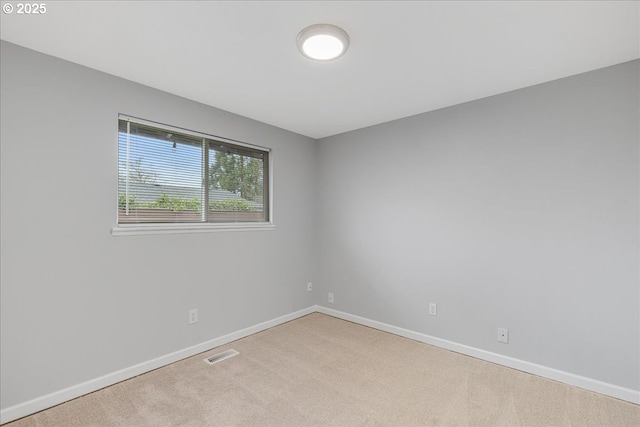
[297,24,350,61]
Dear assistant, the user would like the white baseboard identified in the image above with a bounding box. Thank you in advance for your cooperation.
[3,304,638,424]
[0,306,316,425]
[315,305,640,405]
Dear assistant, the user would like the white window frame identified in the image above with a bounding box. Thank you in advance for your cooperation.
[111,115,274,236]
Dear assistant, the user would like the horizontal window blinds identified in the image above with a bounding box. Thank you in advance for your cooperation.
[118,116,269,224]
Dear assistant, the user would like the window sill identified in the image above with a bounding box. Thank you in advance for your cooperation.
[111,222,276,236]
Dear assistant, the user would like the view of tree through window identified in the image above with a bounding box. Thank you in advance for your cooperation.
[209,152,264,204]
[118,117,269,224]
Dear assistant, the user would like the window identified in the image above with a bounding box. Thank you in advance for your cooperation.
[116,116,270,230]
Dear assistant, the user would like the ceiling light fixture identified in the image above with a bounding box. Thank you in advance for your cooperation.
[297,24,350,61]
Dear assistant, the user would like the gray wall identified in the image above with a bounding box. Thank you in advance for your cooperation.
[0,41,317,409]
[317,60,639,390]
[2,39,638,412]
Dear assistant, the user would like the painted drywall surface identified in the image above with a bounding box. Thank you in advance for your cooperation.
[317,61,640,391]
[0,41,317,409]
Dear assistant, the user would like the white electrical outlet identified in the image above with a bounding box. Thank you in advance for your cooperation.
[498,328,509,343]
[328,292,334,304]
[429,303,437,316]
[307,282,313,292]
[188,309,198,325]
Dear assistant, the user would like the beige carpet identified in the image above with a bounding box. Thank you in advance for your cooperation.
[5,313,640,426]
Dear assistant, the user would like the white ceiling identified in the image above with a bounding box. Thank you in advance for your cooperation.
[1,1,638,139]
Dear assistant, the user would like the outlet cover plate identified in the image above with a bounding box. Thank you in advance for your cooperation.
[429,303,437,316]
[189,309,198,325]
[498,328,509,343]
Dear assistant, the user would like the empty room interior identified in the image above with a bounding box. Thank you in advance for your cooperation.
[1,1,639,426]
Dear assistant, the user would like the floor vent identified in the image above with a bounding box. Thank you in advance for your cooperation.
[203,349,239,365]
